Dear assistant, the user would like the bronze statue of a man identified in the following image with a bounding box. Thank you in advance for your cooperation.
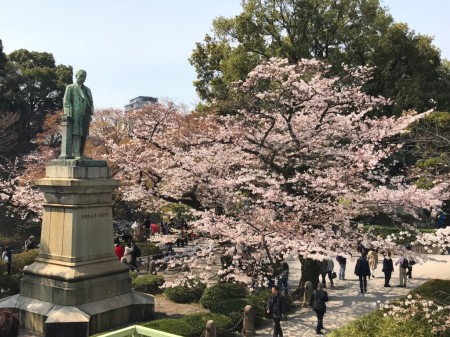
[60,69,94,159]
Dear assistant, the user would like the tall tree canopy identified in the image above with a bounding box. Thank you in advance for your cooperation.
[190,0,450,115]
[0,41,72,151]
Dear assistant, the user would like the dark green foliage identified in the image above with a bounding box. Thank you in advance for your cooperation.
[164,281,206,303]
[209,298,248,328]
[190,0,450,115]
[143,313,236,337]
[181,313,235,337]
[9,249,38,273]
[138,242,160,256]
[0,274,21,294]
[143,318,196,337]
[131,275,165,294]
[200,282,248,309]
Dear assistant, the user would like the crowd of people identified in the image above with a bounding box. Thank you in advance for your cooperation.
[266,246,419,336]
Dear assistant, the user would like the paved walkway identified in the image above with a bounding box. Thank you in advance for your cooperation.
[256,254,450,337]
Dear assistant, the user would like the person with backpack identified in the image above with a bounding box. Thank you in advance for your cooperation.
[309,283,329,335]
[395,254,408,287]
[267,285,285,337]
[354,252,371,294]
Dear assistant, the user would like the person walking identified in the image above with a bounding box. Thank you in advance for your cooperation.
[325,257,334,287]
[382,252,394,287]
[1,247,12,275]
[406,255,416,279]
[278,262,289,295]
[395,254,408,287]
[267,286,284,337]
[354,252,371,294]
[309,283,329,335]
[367,249,378,278]
[318,259,328,288]
[336,255,347,280]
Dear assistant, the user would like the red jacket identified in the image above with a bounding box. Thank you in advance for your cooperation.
[115,244,124,260]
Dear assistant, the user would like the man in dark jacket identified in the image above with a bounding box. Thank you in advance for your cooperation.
[382,252,394,287]
[354,252,371,294]
[309,283,329,335]
[267,286,284,337]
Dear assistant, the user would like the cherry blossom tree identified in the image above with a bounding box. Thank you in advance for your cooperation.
[94,58,448,286]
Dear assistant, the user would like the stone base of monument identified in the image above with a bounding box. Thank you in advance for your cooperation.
[0,160,154,336]
[0,291,153,336]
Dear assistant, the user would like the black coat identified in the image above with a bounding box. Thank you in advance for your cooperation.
[382,257,394,273]
[309,289,329,313]
[354,257,371,277]
[267,293,284,318]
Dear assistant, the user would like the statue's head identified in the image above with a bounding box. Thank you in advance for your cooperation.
[75,70,87,85]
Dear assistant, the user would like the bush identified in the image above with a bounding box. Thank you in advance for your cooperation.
[143,318,196,337]
[181,313,235,337]
[164,281,206,303]
[210,298,248,328]
[200,282,248,309]
[132,275,165,294]
[329,310,433,337]
[138,242,160,256]
[11,249,39,273]
[0,274,21,294]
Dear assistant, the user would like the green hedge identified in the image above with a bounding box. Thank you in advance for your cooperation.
[164,281,206,303]
[209,298,247,328]
[200,282,248,309]
[138,242,160,256]
[2,249,39,274]
[143,313,236,337]
[131,275,165,294]
[143,318,196,337]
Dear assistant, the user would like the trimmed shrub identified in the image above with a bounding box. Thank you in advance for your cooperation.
[164,281,206,303]
[143,318,196,337]
[181,313,235,337]
[10,249,39,273]
[138,242,160,256]
[200,282,248,309]
[209,298,247,328]
[132,275,165,294]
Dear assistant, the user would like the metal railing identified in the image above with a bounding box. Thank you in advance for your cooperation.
[98,325,182,337]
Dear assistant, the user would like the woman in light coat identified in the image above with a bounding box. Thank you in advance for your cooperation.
[367,249,378,278]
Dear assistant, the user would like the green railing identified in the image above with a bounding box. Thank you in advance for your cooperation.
[98,325,182,337]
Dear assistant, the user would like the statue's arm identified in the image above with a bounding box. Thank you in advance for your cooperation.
[63,86,73,118]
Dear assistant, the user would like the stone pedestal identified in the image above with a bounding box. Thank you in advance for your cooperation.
[0,159,154,336]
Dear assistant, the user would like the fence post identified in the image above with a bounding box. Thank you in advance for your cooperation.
[242,305,255,336]
[205,320,216,337]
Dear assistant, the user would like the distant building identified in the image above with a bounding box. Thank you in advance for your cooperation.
[124,96,157,111]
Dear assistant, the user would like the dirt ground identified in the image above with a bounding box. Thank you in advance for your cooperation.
[153,294,209,319]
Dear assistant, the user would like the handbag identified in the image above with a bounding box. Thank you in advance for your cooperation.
[331,271,337,279]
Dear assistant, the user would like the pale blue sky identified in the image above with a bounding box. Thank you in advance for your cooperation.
[0,1,449,110]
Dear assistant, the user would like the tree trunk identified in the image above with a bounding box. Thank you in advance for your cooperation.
[297,255,320,297]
